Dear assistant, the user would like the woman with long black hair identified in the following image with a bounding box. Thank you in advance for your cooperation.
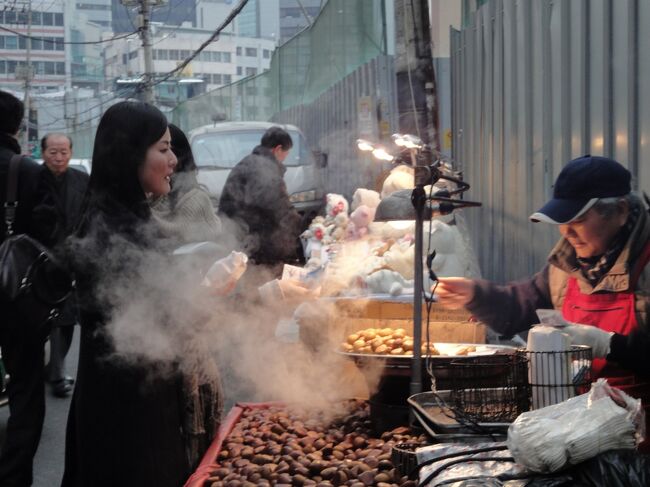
[61,102,189,487]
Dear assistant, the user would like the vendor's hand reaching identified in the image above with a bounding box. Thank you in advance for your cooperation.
[562,324,614,359]
[433,277,477,309]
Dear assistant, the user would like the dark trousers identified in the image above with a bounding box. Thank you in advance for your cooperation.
[46,326,74,383]
[0,323,46,487]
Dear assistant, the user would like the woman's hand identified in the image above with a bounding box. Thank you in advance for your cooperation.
[434,277,477,309]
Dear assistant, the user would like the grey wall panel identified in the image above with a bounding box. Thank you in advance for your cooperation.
[273,55,397,200]
[452,0,649,283]
[588,0,607,157]
[612,0,630,163]
[640,0,650,192]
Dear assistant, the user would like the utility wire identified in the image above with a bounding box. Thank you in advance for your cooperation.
[0,24,141,44]
[151,0,202,47]
[150,0,249,87]
[44,87,140,127]
[15,0,248,129]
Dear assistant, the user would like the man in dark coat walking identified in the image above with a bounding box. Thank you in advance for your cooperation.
[219,126,302,274]
[39,133,88,397]
[0,90,53,486]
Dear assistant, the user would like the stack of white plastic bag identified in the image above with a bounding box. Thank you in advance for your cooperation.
[507,379,645,473]
[526,325,574,409]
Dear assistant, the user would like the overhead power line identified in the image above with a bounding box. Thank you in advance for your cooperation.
[151,0,249,88]
[0,24,141,44]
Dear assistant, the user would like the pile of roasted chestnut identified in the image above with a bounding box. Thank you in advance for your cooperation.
[340,327,440,356]
[204,399,427,486]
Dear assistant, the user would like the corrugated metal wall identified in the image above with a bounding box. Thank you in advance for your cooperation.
[451,0,650,283]
[274,55,399,199]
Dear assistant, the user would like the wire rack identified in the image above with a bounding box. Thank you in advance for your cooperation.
[428,353,531,425]
[516,345,592,409]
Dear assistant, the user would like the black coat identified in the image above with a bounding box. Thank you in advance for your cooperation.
[39,165,89,247]
[0,133,52,244]
[39,166,89,327]
[218,145,301,266]
[61,201,189,487]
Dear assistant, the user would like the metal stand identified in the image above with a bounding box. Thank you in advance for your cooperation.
[410,185,426,403]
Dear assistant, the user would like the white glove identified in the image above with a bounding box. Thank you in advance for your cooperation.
[562,324,614,359]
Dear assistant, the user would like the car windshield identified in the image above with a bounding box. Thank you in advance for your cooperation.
[192,129,312,168]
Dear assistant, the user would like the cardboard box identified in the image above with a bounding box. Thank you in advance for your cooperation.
[332,298,486,344]
[299,297,485,352]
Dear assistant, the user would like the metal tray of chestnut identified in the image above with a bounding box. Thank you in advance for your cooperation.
[185,399,429,487]
[338,343,517,368]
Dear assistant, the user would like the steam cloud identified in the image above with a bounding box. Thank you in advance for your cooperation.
[70,216,381,414]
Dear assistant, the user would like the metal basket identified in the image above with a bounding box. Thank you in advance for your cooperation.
[428,353,531,424]
[516,345,592,409]
[391,442,421,479]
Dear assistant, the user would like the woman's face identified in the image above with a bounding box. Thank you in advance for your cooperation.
[138,128,177,198]
[558,203,628,258]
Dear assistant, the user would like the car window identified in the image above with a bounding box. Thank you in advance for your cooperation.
[192,129,312,168]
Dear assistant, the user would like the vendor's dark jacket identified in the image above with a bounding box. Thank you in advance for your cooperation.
[218,145,301,266]
[467,194,650,377]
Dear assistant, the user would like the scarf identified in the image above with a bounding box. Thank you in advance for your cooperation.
[576,204,640,286]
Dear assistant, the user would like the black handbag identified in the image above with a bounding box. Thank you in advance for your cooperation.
[0,154,73,337]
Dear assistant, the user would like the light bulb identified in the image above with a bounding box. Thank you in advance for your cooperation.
[356,139,374,152]
[372,147,395,162]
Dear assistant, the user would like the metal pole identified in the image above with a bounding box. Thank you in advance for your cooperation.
[411,185,426,402]
[140,0,155,104]
[22,0,32,153]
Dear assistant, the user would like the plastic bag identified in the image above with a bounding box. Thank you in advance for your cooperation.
[202,251,248,294]
[519,449,650,486]
[535,309,572,328]
[507,379,645,474]
[567,449,650,487]
[416,442,530,487]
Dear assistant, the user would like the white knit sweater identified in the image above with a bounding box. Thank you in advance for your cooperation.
[151,187,221,243]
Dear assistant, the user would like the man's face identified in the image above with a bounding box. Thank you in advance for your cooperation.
[558,203,628,258]
[271,144,290,163]
[43,135,72,176]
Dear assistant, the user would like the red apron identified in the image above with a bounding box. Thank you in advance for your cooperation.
[562,242,650,452]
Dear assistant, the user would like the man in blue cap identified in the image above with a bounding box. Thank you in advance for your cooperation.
[434,155,650,447]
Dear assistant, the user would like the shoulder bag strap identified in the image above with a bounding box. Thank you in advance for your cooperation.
[4,154,22,237]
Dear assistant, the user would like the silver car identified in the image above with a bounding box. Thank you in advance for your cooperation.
[189,121,326,220]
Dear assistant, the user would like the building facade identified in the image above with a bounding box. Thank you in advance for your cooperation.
[111,0,197,33]
[0,0,66,93]
[76,0,112,28]
[104,24,274,105]
[279,0,322,44]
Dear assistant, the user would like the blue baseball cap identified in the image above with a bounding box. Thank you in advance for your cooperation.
[530,155,631,224]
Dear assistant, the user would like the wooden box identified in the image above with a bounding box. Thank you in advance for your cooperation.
[298,297,486,352]
[332,298,486,344]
